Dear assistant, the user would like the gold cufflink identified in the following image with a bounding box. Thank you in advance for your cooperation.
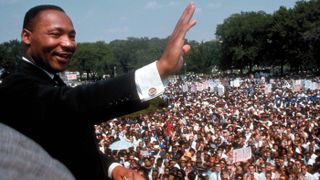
[148,87,157,96]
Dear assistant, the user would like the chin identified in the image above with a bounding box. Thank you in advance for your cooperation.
[59,67,67,72]
[52,67,66,73]
[53,64,68,72]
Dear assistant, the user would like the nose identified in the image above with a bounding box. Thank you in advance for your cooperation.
[60,35,76,50]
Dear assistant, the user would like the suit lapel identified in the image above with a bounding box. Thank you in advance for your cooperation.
[16,60,58,86]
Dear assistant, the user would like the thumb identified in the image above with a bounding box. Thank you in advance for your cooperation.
[182,44,191,55]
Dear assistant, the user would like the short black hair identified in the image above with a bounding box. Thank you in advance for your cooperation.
[23,5,65,30]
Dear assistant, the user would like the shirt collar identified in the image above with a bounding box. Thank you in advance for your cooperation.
[22,56,55,79]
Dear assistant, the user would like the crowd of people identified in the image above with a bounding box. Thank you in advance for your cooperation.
[95,74,320,180]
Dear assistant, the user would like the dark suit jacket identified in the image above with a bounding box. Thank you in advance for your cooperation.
[0,60,148,180]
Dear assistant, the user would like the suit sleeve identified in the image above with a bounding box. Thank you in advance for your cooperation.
[61,71,149,123]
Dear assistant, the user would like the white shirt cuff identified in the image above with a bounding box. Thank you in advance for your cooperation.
[108,162,122,178]
[135,61,165,102]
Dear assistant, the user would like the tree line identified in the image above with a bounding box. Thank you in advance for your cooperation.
[1,0,320,79]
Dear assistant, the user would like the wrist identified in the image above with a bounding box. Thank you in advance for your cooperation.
[108,163,122,178]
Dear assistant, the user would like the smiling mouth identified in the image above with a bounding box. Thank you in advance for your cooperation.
[54,52,73,62]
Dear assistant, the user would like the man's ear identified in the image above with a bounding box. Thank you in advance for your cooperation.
[21,28,32,45]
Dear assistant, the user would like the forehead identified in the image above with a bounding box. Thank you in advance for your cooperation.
[33,9,73,29]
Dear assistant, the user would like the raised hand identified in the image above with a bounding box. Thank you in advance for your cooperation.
[157,2,197,79]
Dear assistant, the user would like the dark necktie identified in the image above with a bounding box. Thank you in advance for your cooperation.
[53,74,66,87]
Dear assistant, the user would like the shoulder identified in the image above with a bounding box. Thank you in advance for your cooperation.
[0,73,45,95]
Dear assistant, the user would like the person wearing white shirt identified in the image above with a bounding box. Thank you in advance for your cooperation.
[300,164,316,180]
[209,163,222,180]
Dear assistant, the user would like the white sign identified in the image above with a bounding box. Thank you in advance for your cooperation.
[66,74,77,80]
[233,146,252,163]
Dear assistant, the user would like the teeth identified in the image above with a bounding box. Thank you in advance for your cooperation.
[56,52,72,59]
[57,52,72,56]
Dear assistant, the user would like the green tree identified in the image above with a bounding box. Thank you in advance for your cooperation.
[109,37,167,73]
[296,0,320,73]
[70,41,115,80]
[0,40,22,73]
[216,11,272,74]
[186,40,221,73]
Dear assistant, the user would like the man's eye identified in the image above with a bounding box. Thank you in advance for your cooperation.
[69,34,76,40]
[49,32,61,38]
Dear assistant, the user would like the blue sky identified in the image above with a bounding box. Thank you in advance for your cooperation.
[0,0,298,43]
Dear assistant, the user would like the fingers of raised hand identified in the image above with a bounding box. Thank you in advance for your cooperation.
[173,2,197,40]
[157,3,197,78]
[182,2,197,30]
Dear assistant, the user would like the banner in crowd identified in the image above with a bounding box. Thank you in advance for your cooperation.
[182,84,188,92]
[207,79,225,96]
[232,146,252,163]
[269,79,275,84]
[264,84,272,94]
[292,79,320,91]
[208,79,218,91]
[66,74,77,80]
[230,78,240,87]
